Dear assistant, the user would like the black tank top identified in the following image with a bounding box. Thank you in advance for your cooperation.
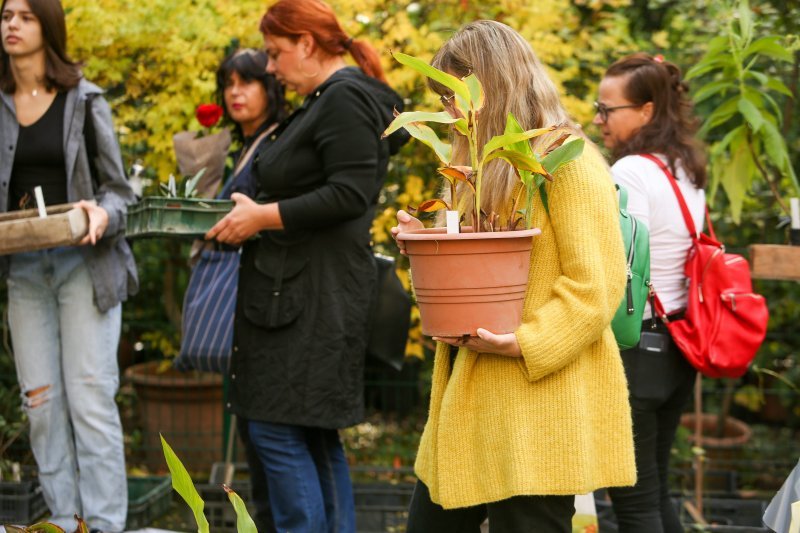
[9,92,68,211]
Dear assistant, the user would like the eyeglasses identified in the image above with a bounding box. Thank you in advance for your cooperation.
[439,93,455,107]
[593,101,642,123]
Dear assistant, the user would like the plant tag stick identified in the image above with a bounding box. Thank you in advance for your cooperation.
[34,186,47,218]
[791,198,799,230]
[446,210,460,234]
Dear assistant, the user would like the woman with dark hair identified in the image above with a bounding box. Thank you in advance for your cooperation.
[214,47,287,198]
[0,0,137,530]
[593,53,706,533]
[206,1,408,531]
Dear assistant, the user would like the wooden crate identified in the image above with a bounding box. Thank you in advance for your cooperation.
[749,244,800,281]
[0,204,88,255]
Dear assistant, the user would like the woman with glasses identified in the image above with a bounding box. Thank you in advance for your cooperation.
[593,53,706,533]
[0,0,137,530]
[392,20,636,532]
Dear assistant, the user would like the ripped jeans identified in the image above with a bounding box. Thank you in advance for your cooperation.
[7,247,127,532]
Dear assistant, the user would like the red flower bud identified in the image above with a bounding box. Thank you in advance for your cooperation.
[196,103,224,128]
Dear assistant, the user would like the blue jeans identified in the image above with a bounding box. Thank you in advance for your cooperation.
[245,419,355,533]
[7,248,127,531]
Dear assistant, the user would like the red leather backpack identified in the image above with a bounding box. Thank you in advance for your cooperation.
[642,154,769,378]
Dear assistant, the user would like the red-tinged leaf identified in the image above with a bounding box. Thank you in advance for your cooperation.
[542,133,570,156]
[417,199,450,212]
[437,165,474,183]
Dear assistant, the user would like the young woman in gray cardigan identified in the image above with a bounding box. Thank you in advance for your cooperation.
[0,0,137,530]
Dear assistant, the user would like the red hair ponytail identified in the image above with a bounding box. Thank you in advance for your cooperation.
[260,0,387,84]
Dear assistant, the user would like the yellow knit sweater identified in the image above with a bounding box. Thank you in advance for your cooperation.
[414,143,637,509]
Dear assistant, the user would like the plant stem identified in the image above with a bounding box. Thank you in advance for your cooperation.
[470,111,480,232]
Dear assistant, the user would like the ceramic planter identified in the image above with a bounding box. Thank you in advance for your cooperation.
[398,227,540,337]
[125,361,223,473]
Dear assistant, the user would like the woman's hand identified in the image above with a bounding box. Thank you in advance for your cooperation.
[433,328,522,358]
[76,200,109,245]
[206,193,274,246]
[390,209,423,255]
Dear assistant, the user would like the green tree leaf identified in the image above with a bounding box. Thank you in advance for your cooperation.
[738,97,764,132]
[692,80,737,104]
[743,36,793,62]
[765,76,793,97]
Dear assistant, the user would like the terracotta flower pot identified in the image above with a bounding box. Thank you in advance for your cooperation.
[125,361,223,473]
[398,227,540,337]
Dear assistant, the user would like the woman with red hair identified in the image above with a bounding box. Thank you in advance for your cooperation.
[206,1,408,531]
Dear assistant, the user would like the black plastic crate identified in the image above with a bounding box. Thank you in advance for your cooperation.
[196,480,253,533]
[126,476,173,530]
[0,477,47,524]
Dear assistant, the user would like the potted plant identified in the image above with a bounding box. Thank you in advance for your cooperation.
[383,53,584,337]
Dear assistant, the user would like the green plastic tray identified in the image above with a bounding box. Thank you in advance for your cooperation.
[126,197,233,238]
[126,476,172,529]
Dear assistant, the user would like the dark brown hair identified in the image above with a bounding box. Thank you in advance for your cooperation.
[259,0,387,84]
[215,48,288,138]
[605,53,706,189]
[0,0,82,93]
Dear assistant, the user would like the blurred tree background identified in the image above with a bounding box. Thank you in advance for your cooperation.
[1,0,799,477]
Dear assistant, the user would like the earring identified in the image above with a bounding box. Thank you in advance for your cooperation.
[298,57,321,78]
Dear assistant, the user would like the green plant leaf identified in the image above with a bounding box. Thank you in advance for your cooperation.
[481,126,554,162]
[738,97,764,132]
[383,111,461,137]
[2,526,28,533]
[391,52,471,102]
[685,54,735,80]
[454,118,470,137]
[26,524,65,533]
[184,167,206,198]
[699,96,740,138]
[463,73,485,111]
[161,434,210,533]
[484,149,546,175]
[765,76,793,97]
[743,36,793,62]
[541,138,585,175]
[692,80,737,104]
[223,485,258,533]
[721,140,755,224]
[713,124,746,156]
[737,0,753,43]
[403,122,452,165]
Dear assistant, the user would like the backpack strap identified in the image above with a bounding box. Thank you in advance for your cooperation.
[639,153,701,238]
[615,184,628,211]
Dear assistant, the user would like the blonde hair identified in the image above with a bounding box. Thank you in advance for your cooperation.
[429,20,579,223]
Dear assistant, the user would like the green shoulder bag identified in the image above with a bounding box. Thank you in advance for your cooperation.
[611,184,651,350]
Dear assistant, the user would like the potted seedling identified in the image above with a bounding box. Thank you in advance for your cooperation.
[383,53,584,337]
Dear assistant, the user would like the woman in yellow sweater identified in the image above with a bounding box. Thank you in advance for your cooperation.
[392,21,637,532]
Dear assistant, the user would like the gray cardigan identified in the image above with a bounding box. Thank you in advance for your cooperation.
[0,79,138,311]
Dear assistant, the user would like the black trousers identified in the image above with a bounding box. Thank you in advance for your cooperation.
[406,480,575,533]
[608,322,696,533]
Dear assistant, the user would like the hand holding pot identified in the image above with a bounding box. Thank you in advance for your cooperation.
[433,328,522,357]
[391,209,423,255]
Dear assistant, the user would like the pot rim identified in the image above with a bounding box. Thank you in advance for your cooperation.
[397,227,540,241]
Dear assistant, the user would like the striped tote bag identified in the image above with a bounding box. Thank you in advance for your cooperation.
[175,248,239,373]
